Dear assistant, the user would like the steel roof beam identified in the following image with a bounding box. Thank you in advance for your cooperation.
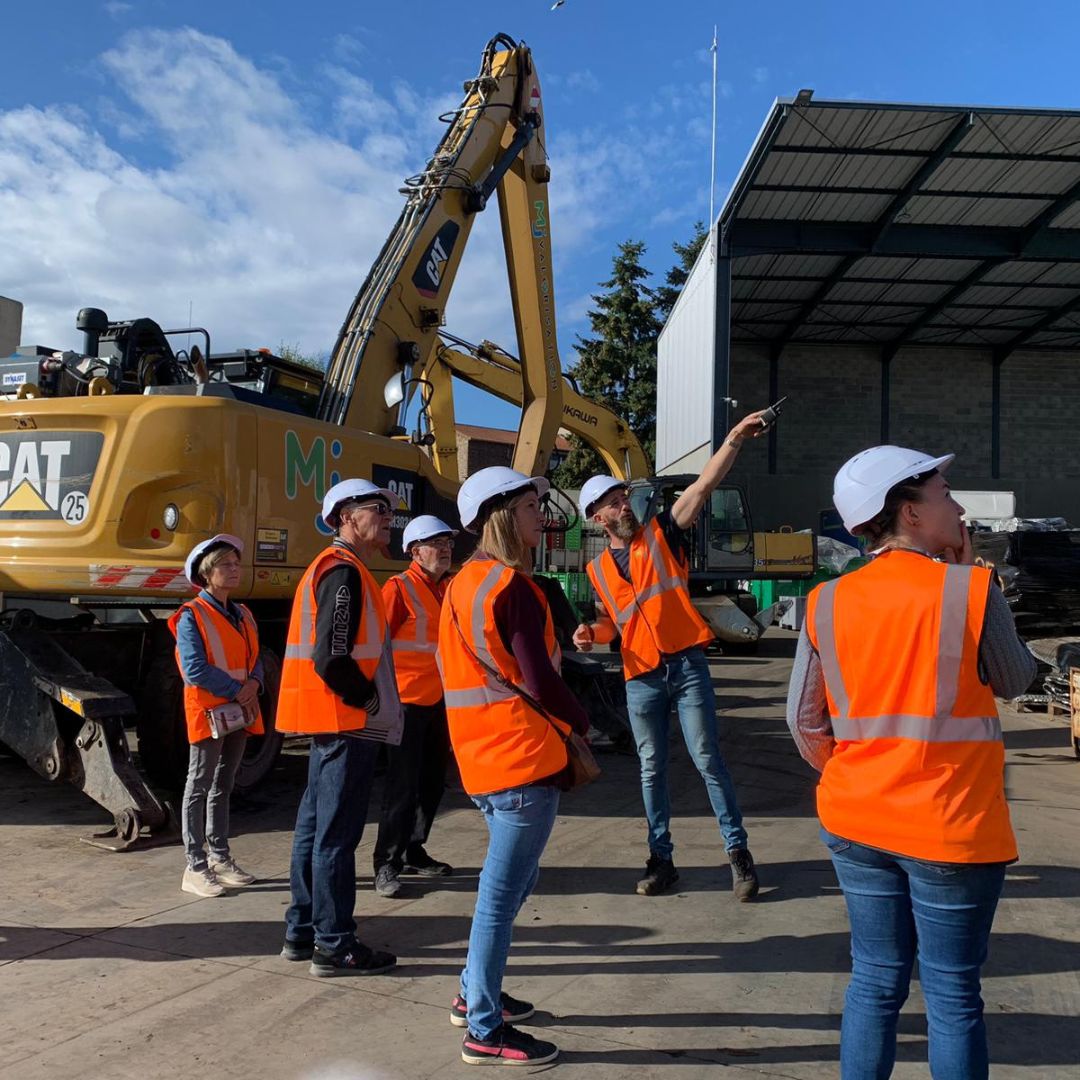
[766,115,974,349]
[735,297,1048,312]
[732,273,1080,289]
[994,290,1080,353]
[749,183,1063,201]
[729,220,1080,261]
[879,173,1080,353]
[771,144,1080,165]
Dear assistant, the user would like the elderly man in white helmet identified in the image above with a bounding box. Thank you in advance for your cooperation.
[278,478,404,978]
[372,514,459,900]
[573,409,768,900]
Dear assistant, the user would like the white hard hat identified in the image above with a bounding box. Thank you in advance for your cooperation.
[833,445,955,533]
[322,478,402,529]
[185,533,244,587]
[580,474,626,518]
[457,466,550,532]
[402,514,459,553]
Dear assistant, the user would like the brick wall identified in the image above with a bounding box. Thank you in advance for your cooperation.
[715,343,1080,531]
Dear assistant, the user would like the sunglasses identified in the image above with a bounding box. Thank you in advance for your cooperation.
[351,499,394,516]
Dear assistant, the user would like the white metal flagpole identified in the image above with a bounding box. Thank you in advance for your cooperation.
[709,25,718,233]
[709,25,718,257]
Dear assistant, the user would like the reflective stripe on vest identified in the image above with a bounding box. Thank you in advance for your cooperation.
[283,564,383,662]
[184,600,255,682]
[438,561,560,709]
[439,558,569,796]
[169,597,263,743]
[813,568,1002,743]
[390,573,438,655]
[588,525,688,629]
[277,545,403,741]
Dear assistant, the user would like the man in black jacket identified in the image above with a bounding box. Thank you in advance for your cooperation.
[280,478,405,976]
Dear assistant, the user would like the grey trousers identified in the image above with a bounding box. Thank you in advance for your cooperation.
[181,730,246,870]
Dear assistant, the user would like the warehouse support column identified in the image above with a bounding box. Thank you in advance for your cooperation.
[712,242,733,452]
[991,349,1006,479]
[880,347,893,443]
[768,344,780,474]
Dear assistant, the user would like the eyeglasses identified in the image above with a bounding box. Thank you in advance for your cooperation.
[418,536,454,549]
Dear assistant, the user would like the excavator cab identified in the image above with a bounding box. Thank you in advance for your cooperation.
[629,477,756,581]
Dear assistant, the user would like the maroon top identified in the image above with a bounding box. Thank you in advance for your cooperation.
[479,556,590,738]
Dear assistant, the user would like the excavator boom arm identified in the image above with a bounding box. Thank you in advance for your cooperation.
[322,34,563,477]
[424,342,651,481]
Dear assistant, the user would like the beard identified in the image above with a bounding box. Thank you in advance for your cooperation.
[611,510,640,542]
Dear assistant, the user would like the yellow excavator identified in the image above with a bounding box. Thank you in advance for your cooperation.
[0,33,811,844]
[420,337,814,642]
[0,34,572,846]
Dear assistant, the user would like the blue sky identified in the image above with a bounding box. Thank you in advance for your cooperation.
[3,1,1079,428]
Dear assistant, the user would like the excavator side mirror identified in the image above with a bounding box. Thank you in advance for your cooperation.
[383,372,406,409]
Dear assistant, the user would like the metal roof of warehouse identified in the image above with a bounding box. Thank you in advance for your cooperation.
[720,98,1080,353]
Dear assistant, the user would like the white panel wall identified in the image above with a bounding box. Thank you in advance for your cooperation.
[0,296,22,357]
[656,243,715,474]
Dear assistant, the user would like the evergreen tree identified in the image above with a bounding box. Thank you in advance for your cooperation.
[554,240,662,489]
[655,220,708,320]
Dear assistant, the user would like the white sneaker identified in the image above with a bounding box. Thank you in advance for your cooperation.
[208,856,256,887]
[182,867,225,897]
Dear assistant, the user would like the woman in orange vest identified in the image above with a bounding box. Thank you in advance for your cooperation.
[787,446,1036,1079]
[170,534,264,898]
[372,514,458,898]
[440,467,589,1067]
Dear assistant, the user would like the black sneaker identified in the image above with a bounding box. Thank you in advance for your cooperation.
[280,938,314,962]
[461,1024,558,1066]
[374,864,403,898]
[636,854,679,896]
[404,846,453,877]
[729,847,760,901]
[309,940,397,977]
[449,990,535,1028]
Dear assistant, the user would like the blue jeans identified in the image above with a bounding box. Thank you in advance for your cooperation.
[624,647,747,858]
[823,829,1007,1080]
[285,734,379,954]
[461,783,560,1039]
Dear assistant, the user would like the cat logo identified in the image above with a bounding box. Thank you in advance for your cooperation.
[412,221,460,299]
[0,431,104,524]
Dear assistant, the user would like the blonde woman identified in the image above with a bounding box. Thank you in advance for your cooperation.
[170,534,263,897]
[439,467,589,1067]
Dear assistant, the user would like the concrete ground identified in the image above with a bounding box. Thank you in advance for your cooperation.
[1,632,1078,1079]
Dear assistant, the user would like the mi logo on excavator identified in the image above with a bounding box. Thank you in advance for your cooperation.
[0,432,104,522]
[413,221,460,299]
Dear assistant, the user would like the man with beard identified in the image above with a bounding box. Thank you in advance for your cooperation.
[573,410,767,899]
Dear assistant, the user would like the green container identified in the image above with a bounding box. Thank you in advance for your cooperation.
[564,518,583,551]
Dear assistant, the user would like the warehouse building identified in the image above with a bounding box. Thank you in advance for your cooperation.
[658,98,1080,531]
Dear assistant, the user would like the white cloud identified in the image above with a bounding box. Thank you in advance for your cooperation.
[0,27,695,388]
[753,66,769,86]
[103,1,132,17]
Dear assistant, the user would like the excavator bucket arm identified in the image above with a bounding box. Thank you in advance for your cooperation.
[322,34,563,476]
[424,340,652,481]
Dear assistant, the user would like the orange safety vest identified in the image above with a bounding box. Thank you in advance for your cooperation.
[277,544,403,741]
[168,595,264,744]
[806,550,1017,864]
[438,558,568,796]
[384,563,447,707]
[587,518,714,679]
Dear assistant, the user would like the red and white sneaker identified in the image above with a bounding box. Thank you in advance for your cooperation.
[461,1024,557,1067]
[449,991,535,1028]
